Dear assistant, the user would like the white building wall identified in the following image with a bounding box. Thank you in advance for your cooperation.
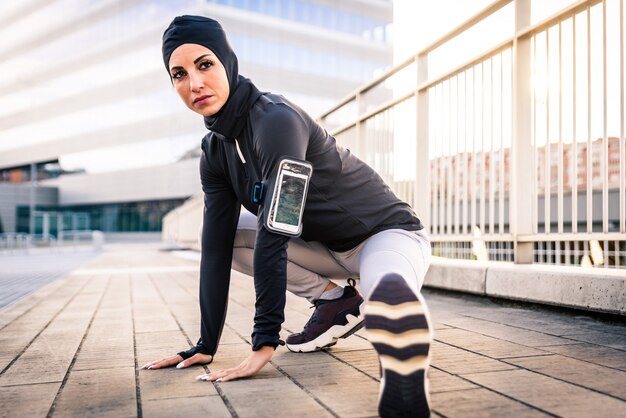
[41,159,201,205]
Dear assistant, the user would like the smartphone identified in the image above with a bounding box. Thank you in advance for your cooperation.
[266,158,313,237]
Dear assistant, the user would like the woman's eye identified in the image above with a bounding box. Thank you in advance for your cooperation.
[199,60,213,70]
[172,70,186,80]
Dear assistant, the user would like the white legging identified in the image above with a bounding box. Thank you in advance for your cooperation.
[232,210,432,302]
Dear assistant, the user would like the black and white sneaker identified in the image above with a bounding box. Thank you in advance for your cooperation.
[364,273,432,418]
[286,279,364,353]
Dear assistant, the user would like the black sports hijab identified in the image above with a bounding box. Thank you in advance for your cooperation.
[162,15,262,139]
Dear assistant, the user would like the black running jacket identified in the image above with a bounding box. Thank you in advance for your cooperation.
[181,91,423,359]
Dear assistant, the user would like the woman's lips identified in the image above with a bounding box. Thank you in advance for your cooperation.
[194,95,212,105]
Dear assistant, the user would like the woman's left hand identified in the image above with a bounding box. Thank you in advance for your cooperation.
[196,345,274,382]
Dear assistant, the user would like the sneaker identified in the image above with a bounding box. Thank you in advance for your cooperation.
[364,273,432,418]
[286,279,364,353]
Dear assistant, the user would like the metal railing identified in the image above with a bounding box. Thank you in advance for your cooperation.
[0,233,32,253]
[318,0,625,268]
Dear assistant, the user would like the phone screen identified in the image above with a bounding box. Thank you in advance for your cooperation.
[275,172,307,226]
[266,158,313,236]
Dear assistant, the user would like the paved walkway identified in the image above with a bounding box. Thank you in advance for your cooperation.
[0,245,624,417]
[0,248,98,310]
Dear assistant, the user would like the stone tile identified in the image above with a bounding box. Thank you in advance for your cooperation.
[133,311,179,334]
[134,331,192,371]
[431,388,549,417]
[462,308,601,336]
[0,333,82,386]
[53,367,136,418]
[0,278,105,386]
[434,327,550,358]
[0,281,84,359]
[72,346,135,371]
[464,369,626,417]
[0,277,67,329]
[140,366,218,400]
[330,349,380,380]
[0,355,13,372]
[327,333,374,352]
[559,331,626,350]
[73,304,134,371]
[272,348,337,367]
[431,341,517,375]
[442,316,579,347]
[219,375,335,418]
[504,354,626,399]
[280,361,380,417]
[0,382,60,417]
[216,326,245,345]
[428,368,478,393]
[142,396,231,418]
[541,343,626,371]
[589,322,626,336]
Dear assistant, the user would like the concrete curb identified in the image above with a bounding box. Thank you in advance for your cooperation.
[424,257,626,315]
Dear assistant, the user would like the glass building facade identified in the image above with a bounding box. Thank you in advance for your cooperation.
[16,199,185,235]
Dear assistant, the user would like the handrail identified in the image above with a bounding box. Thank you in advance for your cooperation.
[419,0,513,55]
[318,0,603,123]
[431,233,626,242]
[318,0,513,120]
[516,0,602,39]
[327,37,515,136]
[417,38,514,92]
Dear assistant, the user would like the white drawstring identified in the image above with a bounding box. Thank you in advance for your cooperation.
[235,139,246,164]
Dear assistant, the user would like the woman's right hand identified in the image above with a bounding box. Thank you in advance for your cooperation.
[141,353,213,370]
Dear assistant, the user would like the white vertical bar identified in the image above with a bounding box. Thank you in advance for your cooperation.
[603,0,609,234]
[545,29,552,235]
[463,70,471,235]
[447,79,453,236]
[433,86,439,235]
[533,35,538,236]
[512,0,534,262]
[587,6,593,233]
[471,67,477,234]
[573,14,579,234]
[558,22,564,237]
[490,57,496,236]
[481,62,486,235]
[355,93,362,157]
[499,52,506,235]
[440,84,444,236]
[455,75,461,235]
[439,81,448,234]
[615,0,626,233]
[413,51,432,232]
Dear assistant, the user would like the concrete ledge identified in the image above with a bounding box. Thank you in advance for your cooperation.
[424,257,488,295]
[424,257,626,315]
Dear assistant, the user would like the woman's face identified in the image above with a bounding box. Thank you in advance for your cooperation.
[168,43,230,117]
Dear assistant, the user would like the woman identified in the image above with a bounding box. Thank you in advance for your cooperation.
[143,15,433,417]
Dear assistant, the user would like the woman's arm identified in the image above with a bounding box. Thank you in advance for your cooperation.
[252,104,310,349]
[198,103,310,382]
[143,138,240,370]
[193,141,241,357]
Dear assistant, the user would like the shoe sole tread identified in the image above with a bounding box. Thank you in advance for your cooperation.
[365,273,431,418]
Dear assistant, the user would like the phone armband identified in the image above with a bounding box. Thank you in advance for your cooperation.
[265,158,313,237]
